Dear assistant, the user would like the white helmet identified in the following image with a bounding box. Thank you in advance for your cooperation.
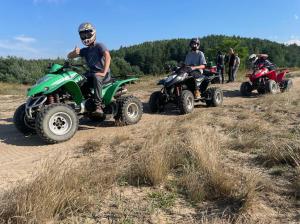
[78,22,96,46]
[249,54,258,65]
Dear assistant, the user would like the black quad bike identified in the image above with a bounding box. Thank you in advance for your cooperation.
[149,65,223,114]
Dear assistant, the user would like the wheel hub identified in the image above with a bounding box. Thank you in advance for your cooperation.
[49,112,72,136]
[127,103,139,119]
[215,92,221,103]
[187,96,193,109]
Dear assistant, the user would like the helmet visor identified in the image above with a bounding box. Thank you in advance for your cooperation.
[79,30,94,40]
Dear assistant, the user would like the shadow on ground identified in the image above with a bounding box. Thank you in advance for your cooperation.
[223,89,259,98]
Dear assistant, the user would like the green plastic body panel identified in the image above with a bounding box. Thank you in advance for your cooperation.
[48,64,63,73]
[26,64,138,106]
[27,71,84,105]
[102,78,138,105]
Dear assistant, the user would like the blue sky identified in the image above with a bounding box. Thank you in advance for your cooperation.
[0,0,299,59]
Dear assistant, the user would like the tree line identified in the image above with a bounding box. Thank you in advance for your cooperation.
[1,35,300,84]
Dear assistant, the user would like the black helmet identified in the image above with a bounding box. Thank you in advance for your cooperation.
[189,38,200,51]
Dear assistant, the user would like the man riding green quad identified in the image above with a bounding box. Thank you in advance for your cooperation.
[13,22,143,144]
[68,22,110,115]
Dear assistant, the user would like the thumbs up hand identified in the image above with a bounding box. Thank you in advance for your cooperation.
[75,46,80,55]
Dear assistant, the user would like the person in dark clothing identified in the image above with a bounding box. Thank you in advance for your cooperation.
[68,22,111,115]
[227,48,236,82]
[216,51,225,84]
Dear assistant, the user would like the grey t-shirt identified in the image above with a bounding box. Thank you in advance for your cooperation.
[185,51,207,66]
[80,42,110,73]
[234,56,240,68]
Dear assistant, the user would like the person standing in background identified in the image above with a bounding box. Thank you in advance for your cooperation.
[227,48,235,82]
[216,50,225,84]
[233,53,240,81]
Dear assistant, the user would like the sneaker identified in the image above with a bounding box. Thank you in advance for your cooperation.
[194,90,201,99]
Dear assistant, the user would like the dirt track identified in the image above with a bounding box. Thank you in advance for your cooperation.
[0,77,299,191]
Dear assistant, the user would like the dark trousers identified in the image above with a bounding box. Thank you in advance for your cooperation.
[190,70,208,94]
[83,72,105,105]
[228,66,234,82]
[217,65,225,83]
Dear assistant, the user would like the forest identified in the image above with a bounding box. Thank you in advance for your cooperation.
[1,35,299,84]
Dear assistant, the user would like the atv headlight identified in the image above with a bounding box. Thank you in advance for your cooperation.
[175,73,187,82]
[165,75,176,83]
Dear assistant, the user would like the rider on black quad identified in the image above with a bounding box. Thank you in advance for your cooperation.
[184,38,207,99]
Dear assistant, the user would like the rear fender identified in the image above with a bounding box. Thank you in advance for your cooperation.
[277,70,288,82]
[266,70,277,81]
[102,78,137,105]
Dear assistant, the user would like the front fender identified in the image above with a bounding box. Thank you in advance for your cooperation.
[102,78,138,104]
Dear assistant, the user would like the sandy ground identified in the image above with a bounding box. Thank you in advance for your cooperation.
[0,76,299,192]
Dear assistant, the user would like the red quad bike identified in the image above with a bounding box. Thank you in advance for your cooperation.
[240,65,293,96]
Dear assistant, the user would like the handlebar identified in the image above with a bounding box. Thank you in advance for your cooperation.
[63,61,86,69]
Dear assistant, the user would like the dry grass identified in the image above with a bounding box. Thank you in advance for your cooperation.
[0,113,260,223]
[0,154,119,223]
[0,82,28,95]
[293,164,300,198]
[1,77,300,223]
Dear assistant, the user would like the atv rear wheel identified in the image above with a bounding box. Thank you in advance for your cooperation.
[115,96,143,126]
[35,104,78,144]
[149,91,164,113]
[240,82,252,96]
[281,79,293,92]
[266,80,278,94]
[178,90,194,114]
[205,87,223,107]
[257,87,266,94]
[13,103,36,135]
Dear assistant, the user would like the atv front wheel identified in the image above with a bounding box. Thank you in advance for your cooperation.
[205,87,223,107]
[35,104,78,144]
[178,90,194,114]
[240,82,252,96]
[115,96,143,125]
[13,103,36,135]
[149,91,164,113]
[266,80,278,94]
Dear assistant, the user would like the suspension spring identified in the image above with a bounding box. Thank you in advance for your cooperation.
[55,94,60,103]
[47,95,54,104]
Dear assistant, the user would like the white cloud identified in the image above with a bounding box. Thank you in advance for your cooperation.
[285,39,300,46]
[0,35,40,58]
[294,14,299,20]
[0,39,38,53]
[14,35,36,43]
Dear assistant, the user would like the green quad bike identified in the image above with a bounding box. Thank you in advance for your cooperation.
[13,62,143,144]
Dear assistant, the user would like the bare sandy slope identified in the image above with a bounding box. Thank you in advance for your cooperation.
[0,76,299,191]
